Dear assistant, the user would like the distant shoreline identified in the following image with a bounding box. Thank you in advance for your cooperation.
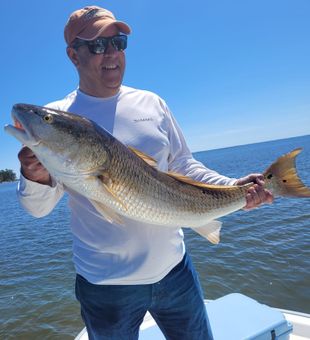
[0,180,19,184]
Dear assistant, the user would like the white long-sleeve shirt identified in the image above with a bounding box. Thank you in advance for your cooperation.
[18,85,236,284]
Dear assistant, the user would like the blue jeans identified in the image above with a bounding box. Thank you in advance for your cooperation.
[75,253,213,340]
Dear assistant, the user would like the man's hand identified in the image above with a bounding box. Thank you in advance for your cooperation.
[18,146,52,186]
[235,174,274,210]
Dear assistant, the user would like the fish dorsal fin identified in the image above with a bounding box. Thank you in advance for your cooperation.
[128,146,158,168]
[128,146,248,192]
[167,171,251,191]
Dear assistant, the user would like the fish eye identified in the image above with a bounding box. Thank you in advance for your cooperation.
[43,114,53,124]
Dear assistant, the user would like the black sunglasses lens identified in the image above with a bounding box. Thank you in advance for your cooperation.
[90,39,109,54]
[87,35,127,54]
[111,36,127,51]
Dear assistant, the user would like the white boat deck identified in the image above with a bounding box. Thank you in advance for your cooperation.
[281,310,310,340]
[75,299,310,340]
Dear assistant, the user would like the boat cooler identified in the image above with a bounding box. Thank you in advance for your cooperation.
[139,293,293,339]
[206,293,293,339]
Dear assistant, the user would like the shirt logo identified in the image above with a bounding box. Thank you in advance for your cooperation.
[133,118,154,123]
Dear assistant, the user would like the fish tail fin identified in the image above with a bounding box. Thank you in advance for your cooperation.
[264,148,310,198]
[192,220,222,244]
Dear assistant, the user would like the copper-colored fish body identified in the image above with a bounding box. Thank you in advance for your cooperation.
[5,104,310,244]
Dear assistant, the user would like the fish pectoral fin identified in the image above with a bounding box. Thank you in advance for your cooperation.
[90,199,124,225]
[128,146,158,168]
[192,220,222,244]
[97,173,128,211]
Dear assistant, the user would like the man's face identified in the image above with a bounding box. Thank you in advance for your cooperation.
[68,25,126,97]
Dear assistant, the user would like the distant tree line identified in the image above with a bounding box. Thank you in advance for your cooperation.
[0,169,17,182]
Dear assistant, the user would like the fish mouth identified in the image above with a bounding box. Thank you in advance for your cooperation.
[4,107,41,147]
[13,117,24,131]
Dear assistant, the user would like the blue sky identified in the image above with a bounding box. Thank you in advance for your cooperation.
[1,0,309,174]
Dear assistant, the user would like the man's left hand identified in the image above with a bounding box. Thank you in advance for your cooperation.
[235,174,274,210]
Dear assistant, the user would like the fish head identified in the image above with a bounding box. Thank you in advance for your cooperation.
[4,103,112,177]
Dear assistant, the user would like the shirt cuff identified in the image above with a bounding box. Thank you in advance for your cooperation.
[18,173,58,195]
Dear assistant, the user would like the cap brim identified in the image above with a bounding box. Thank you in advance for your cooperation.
[76,18,131,41]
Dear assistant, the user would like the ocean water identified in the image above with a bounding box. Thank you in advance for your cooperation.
[1,135,309,339]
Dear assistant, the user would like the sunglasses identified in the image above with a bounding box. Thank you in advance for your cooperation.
[72,35,128,54]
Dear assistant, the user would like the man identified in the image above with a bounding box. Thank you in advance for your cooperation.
[17,6,273,340]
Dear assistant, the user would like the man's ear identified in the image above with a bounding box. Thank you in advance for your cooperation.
[67,47,79,67]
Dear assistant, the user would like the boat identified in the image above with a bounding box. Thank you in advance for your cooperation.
[75,294,310,339]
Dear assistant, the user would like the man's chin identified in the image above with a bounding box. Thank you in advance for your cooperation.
[103,78,123,90]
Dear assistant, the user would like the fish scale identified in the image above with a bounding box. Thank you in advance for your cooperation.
[107,148,249,225]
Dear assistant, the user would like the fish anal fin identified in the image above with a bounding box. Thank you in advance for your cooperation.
[192,220,222,244]
[90,199,124,225]
[128,146,157,168]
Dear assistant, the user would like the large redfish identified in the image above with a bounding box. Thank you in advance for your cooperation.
[5,104,310,244]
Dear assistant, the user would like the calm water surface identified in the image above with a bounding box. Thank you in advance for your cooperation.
[1,135,309,339]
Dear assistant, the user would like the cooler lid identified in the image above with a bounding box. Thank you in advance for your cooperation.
[206,293,293,340]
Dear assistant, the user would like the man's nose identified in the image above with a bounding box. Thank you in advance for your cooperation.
[104,42,118,56]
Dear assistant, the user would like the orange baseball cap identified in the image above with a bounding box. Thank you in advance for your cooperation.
[64,6,131,46]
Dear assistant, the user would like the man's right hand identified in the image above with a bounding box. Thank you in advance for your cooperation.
[18,146,52,186]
